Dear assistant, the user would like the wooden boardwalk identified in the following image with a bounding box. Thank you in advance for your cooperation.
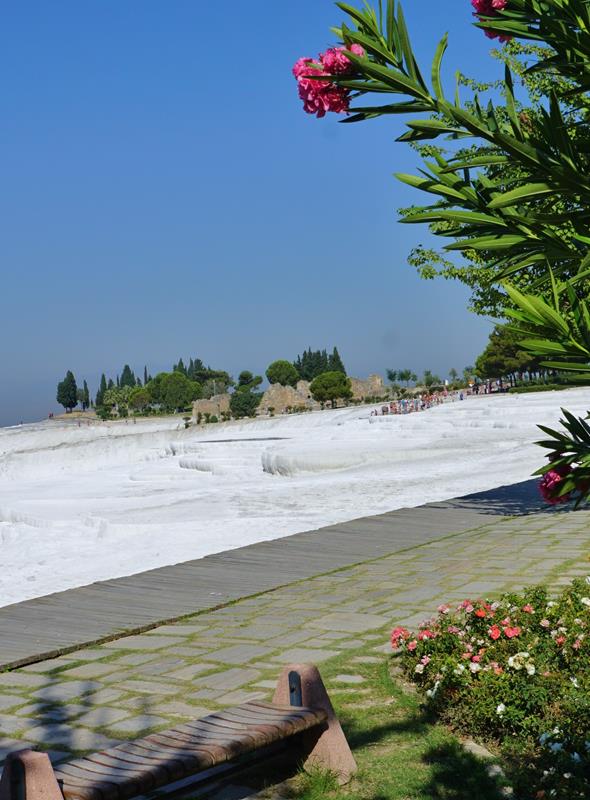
[0,480,552,670]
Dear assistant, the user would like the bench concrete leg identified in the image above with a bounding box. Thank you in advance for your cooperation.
[273,663,357,785]
[0,750,62,800]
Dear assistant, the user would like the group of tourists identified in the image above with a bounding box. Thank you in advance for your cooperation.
[371,390,465,416]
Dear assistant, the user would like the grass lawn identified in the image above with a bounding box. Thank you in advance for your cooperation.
[262,647,508,800]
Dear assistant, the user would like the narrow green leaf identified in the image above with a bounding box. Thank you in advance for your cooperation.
[488,183,555,209]
[431,34,448,100]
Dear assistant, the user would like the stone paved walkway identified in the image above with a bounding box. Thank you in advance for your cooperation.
[0,507,589,773]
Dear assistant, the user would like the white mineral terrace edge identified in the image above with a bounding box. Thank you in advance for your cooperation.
[1,388,589,607]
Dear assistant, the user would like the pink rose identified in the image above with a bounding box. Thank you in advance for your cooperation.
[391,626,411,647]
[522,604,534,614]
[489,625,501,641]
[503,626,521,639]
[407,640,417,651]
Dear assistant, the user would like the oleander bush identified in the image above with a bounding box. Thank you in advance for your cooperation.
[391,579,590,799]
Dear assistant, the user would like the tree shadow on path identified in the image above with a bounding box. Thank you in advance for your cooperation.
[429,478,571,517]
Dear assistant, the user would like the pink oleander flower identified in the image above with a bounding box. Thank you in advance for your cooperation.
[472,0,507,11]
[321,44,365,75]
[555,635,566,646]
[407,640,418,651]
[471,0,511,42]
[522,604,534,614]
[447,625,461,634]
[539,465,573,505]
[573,639,582,650]
[420,655,431,665]
[292,44,365,118]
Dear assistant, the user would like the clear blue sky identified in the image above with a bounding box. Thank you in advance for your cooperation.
[0,1,499,426]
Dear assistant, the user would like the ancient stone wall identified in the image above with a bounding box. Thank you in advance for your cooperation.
[192,394,231,421]
[349,374,386,400]
[257,381,317,415]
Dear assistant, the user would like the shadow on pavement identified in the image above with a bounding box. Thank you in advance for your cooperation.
[430,478,569,517]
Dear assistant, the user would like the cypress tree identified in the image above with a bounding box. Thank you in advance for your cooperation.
[120,364,135,388]
[144,365,149,386]
[116,375,120,388]
[56,371,78,411]
[83,380,90,410]
[96,374,107,406]
[107,378,115,390]
[328,347,346,375]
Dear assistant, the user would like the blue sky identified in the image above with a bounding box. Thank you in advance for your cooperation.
[0,1,500,426]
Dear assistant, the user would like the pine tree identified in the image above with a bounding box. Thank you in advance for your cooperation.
[328,347,346,375]
[56,371,78,411]
[96,374,107,406]
[120,364,135,388]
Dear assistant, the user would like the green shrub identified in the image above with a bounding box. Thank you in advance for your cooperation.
[209,415,218,424]
[391,579,590,799]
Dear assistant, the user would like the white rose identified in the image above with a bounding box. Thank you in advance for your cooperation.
[581,597,590,607]
[526,663,536,676]
[496,703,506,716]
[414,663,425,674]
[469,662,481,673]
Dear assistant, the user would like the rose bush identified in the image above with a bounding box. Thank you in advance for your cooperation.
[391,579,590,799]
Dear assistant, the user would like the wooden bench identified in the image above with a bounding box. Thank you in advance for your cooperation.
[0,664,356,800]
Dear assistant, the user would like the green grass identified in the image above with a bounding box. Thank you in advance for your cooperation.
[276,649,507,800]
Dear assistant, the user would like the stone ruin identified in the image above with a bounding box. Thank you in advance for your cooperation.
[191,394,230,421]
[192,375,387,421]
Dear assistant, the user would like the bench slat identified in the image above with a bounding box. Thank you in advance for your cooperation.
[55,702,327,800]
